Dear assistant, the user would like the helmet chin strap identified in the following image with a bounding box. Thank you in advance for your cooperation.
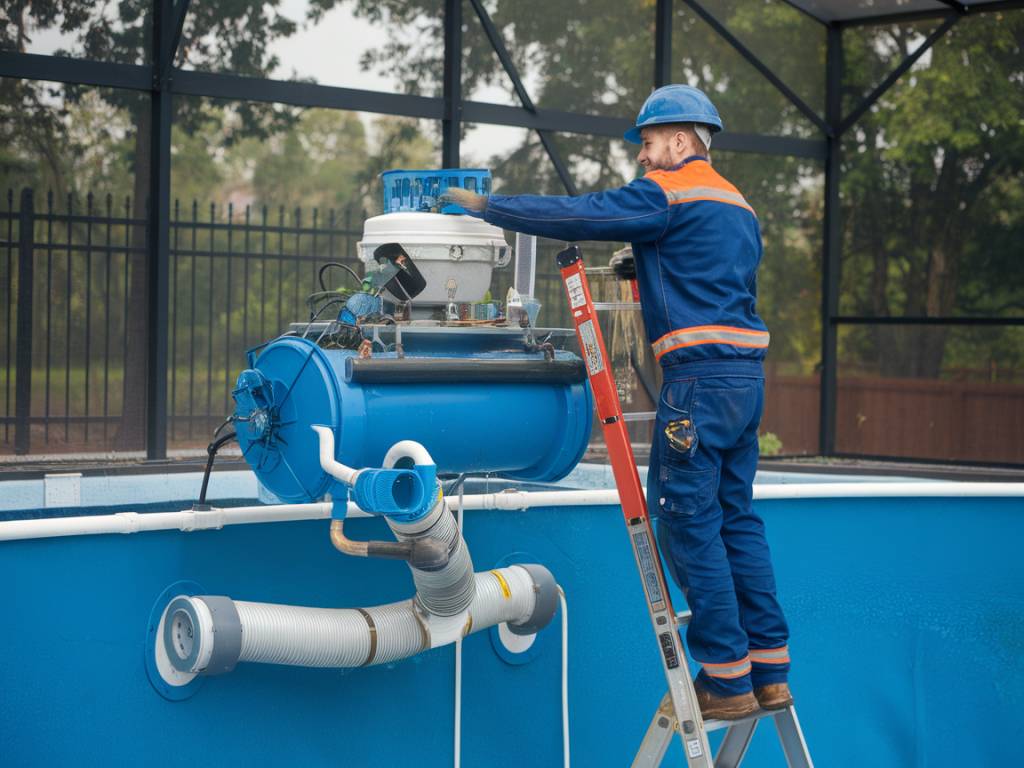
[694,124,713,152]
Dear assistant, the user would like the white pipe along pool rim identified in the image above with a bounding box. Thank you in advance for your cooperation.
[0,482,1022,542]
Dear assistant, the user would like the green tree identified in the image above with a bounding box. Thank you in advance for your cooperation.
[840,13,1024,377]
[2,1,302,449]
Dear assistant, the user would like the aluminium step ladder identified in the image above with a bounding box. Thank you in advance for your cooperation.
[556,245,813,768]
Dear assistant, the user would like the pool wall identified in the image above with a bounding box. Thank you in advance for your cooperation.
[1,484,1021,766]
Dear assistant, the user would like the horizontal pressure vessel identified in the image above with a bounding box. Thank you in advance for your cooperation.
[232,330,593,503]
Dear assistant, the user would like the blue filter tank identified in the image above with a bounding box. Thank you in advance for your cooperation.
[232,327,593,502]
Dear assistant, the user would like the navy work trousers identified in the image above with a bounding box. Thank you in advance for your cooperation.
[647,359,790,696]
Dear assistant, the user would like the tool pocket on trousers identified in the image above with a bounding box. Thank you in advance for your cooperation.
[657,463,715,518]
[658,379,698,461]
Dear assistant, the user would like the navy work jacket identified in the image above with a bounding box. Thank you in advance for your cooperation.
[477,156,769,368]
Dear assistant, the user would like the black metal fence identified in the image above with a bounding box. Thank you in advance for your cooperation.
[1,188,366,456]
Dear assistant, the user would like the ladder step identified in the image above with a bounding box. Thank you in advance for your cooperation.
[704,707,781,732]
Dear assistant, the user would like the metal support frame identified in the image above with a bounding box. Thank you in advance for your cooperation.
[442,0,462,167]
[838,13,959,136]
[467,0,577,195]
[14,189,34,456]
[844,0,1024,29]
[145,0,177,460]
[680,0,831,136]
[168,0,191,66]
[1,0,1020,465]
[820,25,842,456]
[655,0,673,88]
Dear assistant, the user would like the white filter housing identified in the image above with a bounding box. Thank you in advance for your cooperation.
[359,212,511,306]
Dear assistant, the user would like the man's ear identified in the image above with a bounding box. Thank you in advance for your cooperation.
[673,130,688,153]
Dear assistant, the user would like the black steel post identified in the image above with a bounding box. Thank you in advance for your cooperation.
[14,188,34,455]
[442,0,462,167]
[655,0,673,88]
[820,25,842,456]
[147,0,173,460]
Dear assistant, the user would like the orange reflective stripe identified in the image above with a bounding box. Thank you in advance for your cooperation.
[652,325,770,360]
[750,646,790,664]
[645,160,756,215]
[701,656,752,679]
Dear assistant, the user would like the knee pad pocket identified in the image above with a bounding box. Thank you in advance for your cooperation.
[658,463,715,517]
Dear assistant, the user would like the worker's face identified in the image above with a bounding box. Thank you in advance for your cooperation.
[637,126,691,172]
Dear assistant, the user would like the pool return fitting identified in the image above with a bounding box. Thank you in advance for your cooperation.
[154,428,559,682]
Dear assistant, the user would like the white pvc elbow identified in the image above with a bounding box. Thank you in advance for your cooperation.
[383,440,435,469]
[311,425,359,485]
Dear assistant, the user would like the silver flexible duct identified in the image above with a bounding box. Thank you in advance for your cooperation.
[162,565,556,673]
[388,496,476,617]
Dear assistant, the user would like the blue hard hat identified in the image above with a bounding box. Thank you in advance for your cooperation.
[624,84,723,144]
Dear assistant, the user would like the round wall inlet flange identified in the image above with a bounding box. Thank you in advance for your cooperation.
[145,580,207,701]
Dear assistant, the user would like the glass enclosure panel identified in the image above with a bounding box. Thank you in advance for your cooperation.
[713,151,824,455]
[699,0,826,116]
[461,0,654,118]
[0,86,148,457]
[671,2,820,136]
[836,324,1024,464]
[839,12,1024,320]
[1,3,150,64]
[181,1,443,95]
[169,95,441,451]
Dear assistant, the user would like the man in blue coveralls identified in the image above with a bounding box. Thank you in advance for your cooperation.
[443,85,792,720]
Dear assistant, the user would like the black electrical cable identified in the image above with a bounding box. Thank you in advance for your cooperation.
[318,262,362,292]
[306,296,346,326]
[197,430,237,506]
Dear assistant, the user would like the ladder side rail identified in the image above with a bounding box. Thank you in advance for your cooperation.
[773,708,814,768]
[557,245,713,767]
[712,720,759,768]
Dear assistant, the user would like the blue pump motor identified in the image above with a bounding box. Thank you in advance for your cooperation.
[232,329,593,503]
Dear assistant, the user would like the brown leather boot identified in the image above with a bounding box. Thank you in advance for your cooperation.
[754,683,794,711]
[694,681,760,720]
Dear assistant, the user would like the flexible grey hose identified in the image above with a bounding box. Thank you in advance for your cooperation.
[204,566,542,669]
[388,496,476,617]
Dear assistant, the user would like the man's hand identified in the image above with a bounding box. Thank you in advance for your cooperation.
[440,187,487,212]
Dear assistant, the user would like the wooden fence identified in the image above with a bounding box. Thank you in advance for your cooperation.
[763,373,1024,464]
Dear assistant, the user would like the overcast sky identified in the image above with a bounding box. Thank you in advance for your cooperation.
[27,0,522,164]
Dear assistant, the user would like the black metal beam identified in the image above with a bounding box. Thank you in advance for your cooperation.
[2,52,821,159]
[838,13,959,136]
[467,0,534,111]
[820,24,842,457]
[775,0,829,27]
[680,0,831,136]
[460,101,826,158]
[655,0,673,88]
[167,0,192,67]
[842,0,1024,28]
[535,131,578,195]
[0,52,150,90]
[442,0,462,167]
[833,316,1024,326]
[467,0,577,194]
[173,70,444,118]
[147,0,173,460]
[14,189,34,456]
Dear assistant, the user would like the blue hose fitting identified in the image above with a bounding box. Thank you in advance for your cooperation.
[353,465,437,522]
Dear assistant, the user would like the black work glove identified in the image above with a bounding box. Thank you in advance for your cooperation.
[610,251,636,281]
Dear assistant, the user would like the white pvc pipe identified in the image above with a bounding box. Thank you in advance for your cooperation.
[383,440,435,468]
[558,586,570,768]
[3,483,1023,543]
[311,425,359,485]
[751,481,1024,500]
